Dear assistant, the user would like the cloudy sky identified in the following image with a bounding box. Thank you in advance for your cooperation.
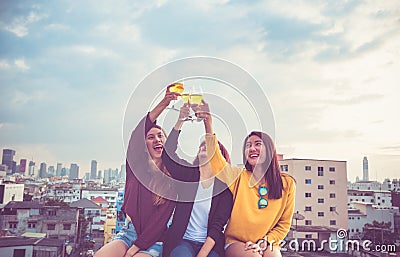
[1,0,399,182]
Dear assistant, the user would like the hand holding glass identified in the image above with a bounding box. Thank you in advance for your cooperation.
[167,83,184,110]
[192,98,210,122]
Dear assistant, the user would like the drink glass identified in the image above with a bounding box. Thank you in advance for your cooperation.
[167,82,184,110]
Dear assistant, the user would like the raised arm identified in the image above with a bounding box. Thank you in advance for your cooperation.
[126,86,180,170]
[148,84,180,122]
[193,100,242,190]
[162,103,200,181]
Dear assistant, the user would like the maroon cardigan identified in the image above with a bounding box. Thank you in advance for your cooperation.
[122,114,176,249]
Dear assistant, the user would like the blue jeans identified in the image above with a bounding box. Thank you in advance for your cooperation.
[169,239,219,257]
[112,220,163,257]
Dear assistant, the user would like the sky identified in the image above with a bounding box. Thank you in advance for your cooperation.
[0,0,399,182]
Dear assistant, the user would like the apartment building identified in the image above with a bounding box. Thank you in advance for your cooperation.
[279,158,348,239]
[81,188,118,212]
[44,182,82,203]
[348,189,392,207]
[0,183,24,205]
[0,236,65,257]
[0,201,79,244]
[70,198,102,231]
[348,202,398,239]
[348,180,391,191]
[103,217,117,245]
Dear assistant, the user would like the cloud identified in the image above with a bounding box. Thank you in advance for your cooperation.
[1,11,47,37]
[14,59,30,70]
[0,59,30,70]
[0,59,11,69]
[1,0,399,181]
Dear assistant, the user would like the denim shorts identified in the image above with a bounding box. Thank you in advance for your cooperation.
[113,220,163,257]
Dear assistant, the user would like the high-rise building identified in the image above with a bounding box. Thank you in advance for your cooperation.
[97,170,102,180]
[104,169,111,184]
[61,167,67,177]
[56,163,62,176]
[48,166,55,176]
[19,159,27,174]
[90,160,97,180]
[363,156,369,181]
[2,149,16,173]
[69,163,79,180]
[120,164,126,181]
[28,161,35,176]
[39,162,47,178]
[279,158,348,239]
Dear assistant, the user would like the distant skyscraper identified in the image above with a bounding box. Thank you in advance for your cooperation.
[69,163,79,180]
[120,164,126,181]
[19,159,27,174]
[113,168,118,180]
[2,149,16,173]
[56,163,62,176]
[97,170,102,180]
[104,169,111,184]
[28,161,35,176]
[90,160,97,180]
[48,166,55,176]
[61,167,67,176]
[39,162,47,178]
[363,156,369,181]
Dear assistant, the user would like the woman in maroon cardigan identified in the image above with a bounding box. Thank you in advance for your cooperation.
[95,87,179,257]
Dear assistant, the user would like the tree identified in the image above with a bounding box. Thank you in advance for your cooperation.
[363,220,395,245]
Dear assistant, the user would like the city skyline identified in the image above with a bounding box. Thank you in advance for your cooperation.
[1,147,398,183]
[1,1,399,182]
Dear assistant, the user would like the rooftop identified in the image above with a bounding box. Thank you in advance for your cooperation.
[91,196,108,203]
[0,236,64,248]
[348,189,391,193]
[281,158,346,163]
[0,236,40,247]
[3,201,44,209]
[290,225,337,233]
[70,198,101,209]
[35,238,64,247]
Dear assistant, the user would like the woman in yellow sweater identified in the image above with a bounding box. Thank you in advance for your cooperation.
[193,101,296,257]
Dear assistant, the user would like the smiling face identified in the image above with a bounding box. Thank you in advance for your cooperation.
[244,135,267,169]
[145,127,165,160]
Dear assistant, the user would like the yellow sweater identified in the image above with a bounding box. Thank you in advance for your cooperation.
[206,134,296,245]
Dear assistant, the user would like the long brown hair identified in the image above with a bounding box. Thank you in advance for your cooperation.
[242,131,283,199]
[145,124,173,206]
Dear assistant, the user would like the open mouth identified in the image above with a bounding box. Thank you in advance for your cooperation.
[153,145,163,153]
[248,153,259,160]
